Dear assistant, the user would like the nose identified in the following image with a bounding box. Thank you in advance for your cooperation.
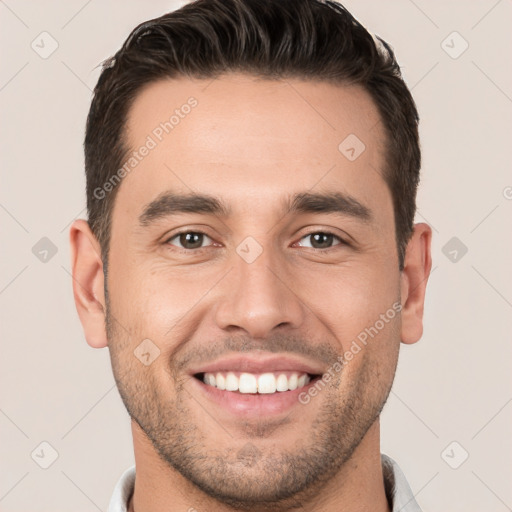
[213,244,306,339]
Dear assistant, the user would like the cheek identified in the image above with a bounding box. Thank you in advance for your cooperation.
[108,259,221,343]
[291,261,400,349]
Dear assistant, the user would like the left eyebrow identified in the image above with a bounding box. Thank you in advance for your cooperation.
[285,191,373,224]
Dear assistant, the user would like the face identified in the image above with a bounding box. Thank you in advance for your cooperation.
[105,74,403,505]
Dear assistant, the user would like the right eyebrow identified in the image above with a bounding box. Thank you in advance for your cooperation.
[139,191,231,227]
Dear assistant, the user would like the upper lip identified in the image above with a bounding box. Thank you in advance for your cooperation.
[190,354,325,376]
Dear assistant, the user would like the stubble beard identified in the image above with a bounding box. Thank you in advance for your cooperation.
[105,298,399,510]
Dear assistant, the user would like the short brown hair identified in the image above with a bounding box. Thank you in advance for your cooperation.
[85,0,420,270]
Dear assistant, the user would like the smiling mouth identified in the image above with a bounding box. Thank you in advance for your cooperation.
[194,371,321,394]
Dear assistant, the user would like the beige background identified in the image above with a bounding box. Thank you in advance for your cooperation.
[1,1,511,510]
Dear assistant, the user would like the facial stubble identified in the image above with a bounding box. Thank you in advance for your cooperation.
[105,294,400,510]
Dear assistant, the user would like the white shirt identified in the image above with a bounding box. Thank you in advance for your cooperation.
[108,453,422,511]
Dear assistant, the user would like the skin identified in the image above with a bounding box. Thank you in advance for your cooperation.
[70,74,432,512]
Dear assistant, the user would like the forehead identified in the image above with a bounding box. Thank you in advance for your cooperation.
[115,73,391,226]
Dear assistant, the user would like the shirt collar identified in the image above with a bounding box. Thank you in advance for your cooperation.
[382,453,423,512]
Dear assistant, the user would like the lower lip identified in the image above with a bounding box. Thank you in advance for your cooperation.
[190,376,317,417]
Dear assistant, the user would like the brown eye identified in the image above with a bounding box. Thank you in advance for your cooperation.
[297,232,343,249]
[167,232,212,250]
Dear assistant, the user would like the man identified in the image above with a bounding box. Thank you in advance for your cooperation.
[70,0,432,510]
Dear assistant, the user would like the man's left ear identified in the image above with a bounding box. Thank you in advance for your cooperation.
[400,222,433,344]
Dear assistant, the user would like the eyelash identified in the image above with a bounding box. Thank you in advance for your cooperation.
[164,230,348,253]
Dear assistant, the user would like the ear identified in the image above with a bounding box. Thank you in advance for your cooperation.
[400,222,432,344]
[69,219,108,349]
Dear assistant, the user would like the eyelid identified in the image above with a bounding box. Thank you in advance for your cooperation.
[294,230,348,249]
[164,229,217,250]
[162,225,215,241]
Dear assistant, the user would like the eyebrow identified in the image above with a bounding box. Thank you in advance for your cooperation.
[138,190,372,226]
[139,192,231,226]
[288,191,372,223]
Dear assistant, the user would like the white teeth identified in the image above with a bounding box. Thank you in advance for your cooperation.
[276,374,288,392]
[239,373,258,393]
[216,373,226,390]
[202,371,312,394]
[225,372,238,391]
[258,373,277,394]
